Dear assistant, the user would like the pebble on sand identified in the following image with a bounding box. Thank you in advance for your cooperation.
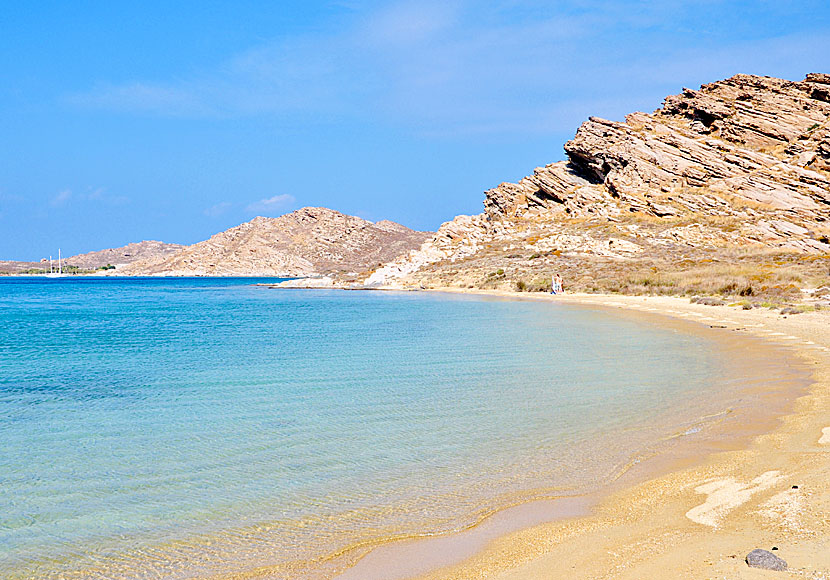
[746,549,787,571]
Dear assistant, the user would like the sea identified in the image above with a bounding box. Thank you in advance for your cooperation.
[0,277,802,579]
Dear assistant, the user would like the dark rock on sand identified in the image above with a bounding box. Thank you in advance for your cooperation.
[746,549,788,571]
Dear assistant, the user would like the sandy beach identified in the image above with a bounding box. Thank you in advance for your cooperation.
[339,290,830,580]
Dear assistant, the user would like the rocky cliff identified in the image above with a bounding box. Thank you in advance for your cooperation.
[367,74,830,301]
[122,207,431,277]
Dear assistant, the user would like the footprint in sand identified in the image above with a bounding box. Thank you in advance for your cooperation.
[686,471,783,527]
[820,427,830,445]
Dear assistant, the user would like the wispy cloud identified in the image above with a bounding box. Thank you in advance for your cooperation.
[50,187,128,207]
[72,83,215,116]
[50,189,72,206]
[64,1,830,135]
[246,194,296,213]
[204,201,232,217]
[366,0,461,45]
[0,192,25,203]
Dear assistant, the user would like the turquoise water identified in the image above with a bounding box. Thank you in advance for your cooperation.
[0,278,761,578]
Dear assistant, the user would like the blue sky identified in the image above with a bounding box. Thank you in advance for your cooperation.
[1,1,829,260]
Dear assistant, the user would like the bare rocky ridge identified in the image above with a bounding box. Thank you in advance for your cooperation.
[367,74,830,301]
[122,207,431,277]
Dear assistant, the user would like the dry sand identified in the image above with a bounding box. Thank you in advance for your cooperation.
[342,291,830,580]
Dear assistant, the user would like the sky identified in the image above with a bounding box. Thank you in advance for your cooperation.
[1,1,829,260]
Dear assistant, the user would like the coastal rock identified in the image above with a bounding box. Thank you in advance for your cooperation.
[272,276,335,288]
[366,73,830,297]
[123,207,431,277]
[745,549,788,571]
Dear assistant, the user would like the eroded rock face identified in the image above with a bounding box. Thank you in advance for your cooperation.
[564,75,830,215]
[122,207,431,277]
[367,74,830,289]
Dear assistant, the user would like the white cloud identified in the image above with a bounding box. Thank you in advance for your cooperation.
[204,201,232,217]
[246,194,296,213]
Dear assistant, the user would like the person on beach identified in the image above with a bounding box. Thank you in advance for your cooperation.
[551,273,563,294]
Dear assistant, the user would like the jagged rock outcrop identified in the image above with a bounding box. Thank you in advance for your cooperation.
[366,74,830,297]
[66,241,184,269]
[123,207,431,277]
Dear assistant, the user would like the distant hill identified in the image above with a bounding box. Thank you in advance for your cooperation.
[121,207,432,277]
[0,260,44,275]
[0,240,184,274]
[65,241,185,269]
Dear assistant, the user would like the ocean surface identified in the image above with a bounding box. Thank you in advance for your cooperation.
[0,278,790,579]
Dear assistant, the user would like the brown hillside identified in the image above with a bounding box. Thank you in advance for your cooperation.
[123,207,432,277]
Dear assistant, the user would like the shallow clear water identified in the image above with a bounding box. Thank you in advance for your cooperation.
[0,278,749,578]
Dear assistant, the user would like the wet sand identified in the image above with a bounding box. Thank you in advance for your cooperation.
[338,290,830,580]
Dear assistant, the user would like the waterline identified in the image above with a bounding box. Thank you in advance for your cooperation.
[0,279,806,579]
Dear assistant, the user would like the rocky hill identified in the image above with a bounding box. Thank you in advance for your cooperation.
[0,260,44,275]
[122,207,431,277]
[0,241,184,274]
[65,240,184,269]
[367,73,830,302]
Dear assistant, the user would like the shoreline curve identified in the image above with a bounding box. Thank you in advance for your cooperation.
[333,289,830,580]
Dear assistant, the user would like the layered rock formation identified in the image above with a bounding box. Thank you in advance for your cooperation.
[123,207,431,277]
[367,74,830,299]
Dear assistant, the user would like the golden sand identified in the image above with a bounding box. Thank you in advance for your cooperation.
[340,291,830,580]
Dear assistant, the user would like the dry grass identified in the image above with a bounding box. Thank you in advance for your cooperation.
[402,212,830,306]
[432,248,830,304]
[514,276,552,293]
[561,254,829,302]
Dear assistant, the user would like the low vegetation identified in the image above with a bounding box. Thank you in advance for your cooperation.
[408,231,830,306]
